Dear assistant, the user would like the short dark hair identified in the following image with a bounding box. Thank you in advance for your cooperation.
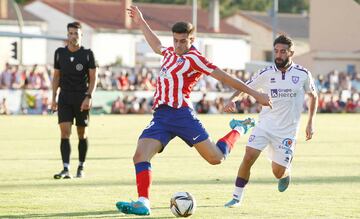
[67,21,82,30]
[273,35,293,50]
[171,22,195,36]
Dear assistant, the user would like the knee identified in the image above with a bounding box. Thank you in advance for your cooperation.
[206,155,223,165]
[133,152,142,164]
[242,154,256,166]
[272,168,286,179]
[77,128,87,139]
[61,130,71,139]
[208,160,221,165]
[78,133,87,139]
[133,150,149,164]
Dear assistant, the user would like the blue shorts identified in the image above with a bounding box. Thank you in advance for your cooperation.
[139,105,209,152]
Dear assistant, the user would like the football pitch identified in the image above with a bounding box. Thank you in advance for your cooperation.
[0,114,359,218]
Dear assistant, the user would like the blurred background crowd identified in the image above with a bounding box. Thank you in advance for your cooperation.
[1,63,360,115]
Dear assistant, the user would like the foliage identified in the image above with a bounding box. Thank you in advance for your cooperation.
[15,0,27,4]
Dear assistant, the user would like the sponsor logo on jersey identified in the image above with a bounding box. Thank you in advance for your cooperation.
[292,76,299,84]
[270,89,297,98]
[76,64,83,71]
[271,89,278,97]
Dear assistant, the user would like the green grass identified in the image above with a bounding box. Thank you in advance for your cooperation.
[0,114,359,218]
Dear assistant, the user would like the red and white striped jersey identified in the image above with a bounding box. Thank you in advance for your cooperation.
[152,46,217,109]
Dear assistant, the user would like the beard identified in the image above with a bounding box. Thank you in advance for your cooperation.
[69,39,79,47]
[275,57,290,69]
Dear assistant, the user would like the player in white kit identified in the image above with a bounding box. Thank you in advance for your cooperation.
[224,35,318,207]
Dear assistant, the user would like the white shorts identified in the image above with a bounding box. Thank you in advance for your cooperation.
[247,126,296,168]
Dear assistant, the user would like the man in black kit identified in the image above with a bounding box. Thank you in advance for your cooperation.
[51,21,97,179]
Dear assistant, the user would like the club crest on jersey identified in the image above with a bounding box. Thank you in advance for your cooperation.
[270,78,276,83]
[76,64,83,71]
[292,76,299,84]
[176,58,185,64]
[70,57,74,62]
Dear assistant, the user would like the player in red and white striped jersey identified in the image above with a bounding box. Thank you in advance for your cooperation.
[152,46,217,109]
[116,5,272,216]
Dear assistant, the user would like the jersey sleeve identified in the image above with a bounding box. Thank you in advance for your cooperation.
[304,71,317,94]
[246,68,267,90]
[54,48,60,70]
[87,49,96,69]
[161,47,172,57]
[186,51,217,75]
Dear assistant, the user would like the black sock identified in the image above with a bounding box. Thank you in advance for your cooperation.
[78,138,88,164]
[60,139,71,166]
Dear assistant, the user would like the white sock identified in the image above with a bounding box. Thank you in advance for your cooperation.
[234,126,245,135]
[233,186,245,202]
[138,197,151,209]
[63,163,69,169]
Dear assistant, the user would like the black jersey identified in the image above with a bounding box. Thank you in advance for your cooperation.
[54,46,96,92]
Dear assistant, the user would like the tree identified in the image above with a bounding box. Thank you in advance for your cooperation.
[15,0,28,4]
[278,0,309,13]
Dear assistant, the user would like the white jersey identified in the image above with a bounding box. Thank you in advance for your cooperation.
[247,62,316,138]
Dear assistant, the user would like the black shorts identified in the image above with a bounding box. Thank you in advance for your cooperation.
[58,91,89,126]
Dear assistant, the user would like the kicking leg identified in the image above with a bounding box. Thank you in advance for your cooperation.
[194,118,255,165]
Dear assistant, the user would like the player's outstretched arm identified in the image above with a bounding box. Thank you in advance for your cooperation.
[211,68,272,108]
[127,5,163,55]
[305,91,318,141]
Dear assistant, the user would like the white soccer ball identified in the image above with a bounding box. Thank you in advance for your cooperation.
[170,192,196,217]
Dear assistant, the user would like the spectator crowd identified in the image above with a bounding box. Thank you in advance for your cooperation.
[1,62,360,114]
